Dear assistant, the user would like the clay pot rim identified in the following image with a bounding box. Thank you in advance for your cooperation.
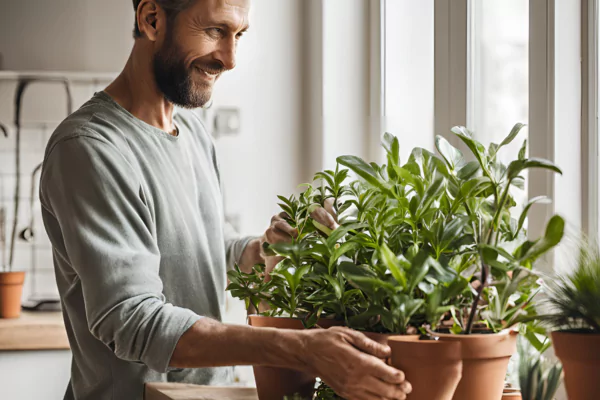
[0,271,26,285]
[247,314,341,321]
[388,335,463,360]
[551,329,599,336]
[434,329,517,338]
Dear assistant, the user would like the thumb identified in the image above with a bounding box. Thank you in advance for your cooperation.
[345,330,391,359]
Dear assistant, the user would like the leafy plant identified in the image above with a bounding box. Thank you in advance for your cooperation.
[227,166,366,326]
[518,337,563,400]
[228,123,565,337]
[536,238,600,332]
[336,125,564,334]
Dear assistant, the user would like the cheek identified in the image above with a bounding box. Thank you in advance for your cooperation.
[180,36,217,67]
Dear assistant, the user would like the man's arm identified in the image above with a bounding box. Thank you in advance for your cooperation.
[40,136,201,373]
[171,319,412,400]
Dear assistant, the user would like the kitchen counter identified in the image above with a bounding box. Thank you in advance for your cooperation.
[0,311,69,351]
[145,383,258,400]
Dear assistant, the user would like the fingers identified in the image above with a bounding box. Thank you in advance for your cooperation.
[363,376,411,400]
[263,256,283,282]
[344,329,391,359]
[310,205,339,231]
[323,198,338,222]
[270,214,298,237]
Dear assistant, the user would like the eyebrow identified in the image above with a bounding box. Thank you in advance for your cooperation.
[214,22,250,33]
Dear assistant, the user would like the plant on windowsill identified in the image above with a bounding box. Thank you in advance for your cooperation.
[515,334,563,400]
[0,121,26,319]
[533,238,600,400]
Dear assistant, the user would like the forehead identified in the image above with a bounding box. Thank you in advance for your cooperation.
[185,0,251,28]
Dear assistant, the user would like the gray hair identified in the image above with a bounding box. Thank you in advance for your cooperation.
[132,0,195,38]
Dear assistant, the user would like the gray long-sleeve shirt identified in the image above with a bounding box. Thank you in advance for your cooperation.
[40,91,253,400]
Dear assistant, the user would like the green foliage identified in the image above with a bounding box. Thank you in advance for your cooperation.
[537,239,600,332]
[227,123,565,335]
[518,337,563,400]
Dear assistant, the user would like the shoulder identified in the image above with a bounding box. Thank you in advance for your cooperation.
[44,95,134,166]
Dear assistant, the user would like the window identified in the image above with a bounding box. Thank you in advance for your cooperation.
[382,0,435,163]
[468,0,530,207]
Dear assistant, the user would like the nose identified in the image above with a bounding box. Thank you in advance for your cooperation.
[214,36,237,71]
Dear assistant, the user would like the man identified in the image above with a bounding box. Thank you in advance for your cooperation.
[40,1,412,399]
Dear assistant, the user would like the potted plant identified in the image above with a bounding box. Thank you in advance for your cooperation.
[514,335,562,400]
[534,239,600,400]
[0,121,25,319]
[227,167,363,400]
[335,124,564,400]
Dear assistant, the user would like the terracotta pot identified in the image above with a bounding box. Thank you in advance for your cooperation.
[362,331,392,345]
[0,271,25,318]
[552,331,600,400]
[501,388,522,400]
[248,315,343,400]
[436,330,518,400]
[388,336,462,400]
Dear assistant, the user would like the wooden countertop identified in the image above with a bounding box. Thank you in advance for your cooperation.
[145,383,258,400]
[0,311,69,351]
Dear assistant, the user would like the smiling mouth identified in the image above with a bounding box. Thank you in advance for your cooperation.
[195,66,220,79]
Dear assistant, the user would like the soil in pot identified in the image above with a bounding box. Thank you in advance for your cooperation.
[552,331,600,400]
[248,315,343,400]
[388,336,462,400]
[436,330,518,400]
[0,271,25,318]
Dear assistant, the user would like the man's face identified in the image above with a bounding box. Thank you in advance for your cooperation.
[153,0,250,108]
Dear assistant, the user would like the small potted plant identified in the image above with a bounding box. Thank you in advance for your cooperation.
[514,334,562,400]
[227,167,363,400]
[535,239,600,400]
[0,121,26,319]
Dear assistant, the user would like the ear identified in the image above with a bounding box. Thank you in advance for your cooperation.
[137,0,166,41]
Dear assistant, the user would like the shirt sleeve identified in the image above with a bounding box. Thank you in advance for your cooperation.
[40,134,201,373]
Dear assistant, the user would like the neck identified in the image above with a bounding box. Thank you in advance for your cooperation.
[104,41,177,135]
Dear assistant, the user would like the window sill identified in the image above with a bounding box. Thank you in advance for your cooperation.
[0,311,69,351]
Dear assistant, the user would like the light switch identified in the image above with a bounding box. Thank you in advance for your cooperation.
[213,107,241,136]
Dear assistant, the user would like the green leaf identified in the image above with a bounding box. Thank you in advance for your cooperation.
[507,158,563,181]
[457,161,481,180]
[518,139,528,160]
[500,123,526,148]
[517,196,552,235]
[520,215,565,263]
[329,241,360,270]
[417,177,445,217]
[380,243,408,289]
[323,274,343,300]
[383,133,400,166]
[435,135,464,170]
[326,223,367,248]
[406,252,431,294]
[452,127,490,176]
[337,155,389,191]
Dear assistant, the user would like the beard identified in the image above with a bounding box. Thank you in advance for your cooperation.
[152,29,223,109]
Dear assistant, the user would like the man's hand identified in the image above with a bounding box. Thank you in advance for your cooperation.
[260,199,339,280]
[302,327,412,400]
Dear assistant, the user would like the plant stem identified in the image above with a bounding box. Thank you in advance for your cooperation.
[466,262,490,334]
